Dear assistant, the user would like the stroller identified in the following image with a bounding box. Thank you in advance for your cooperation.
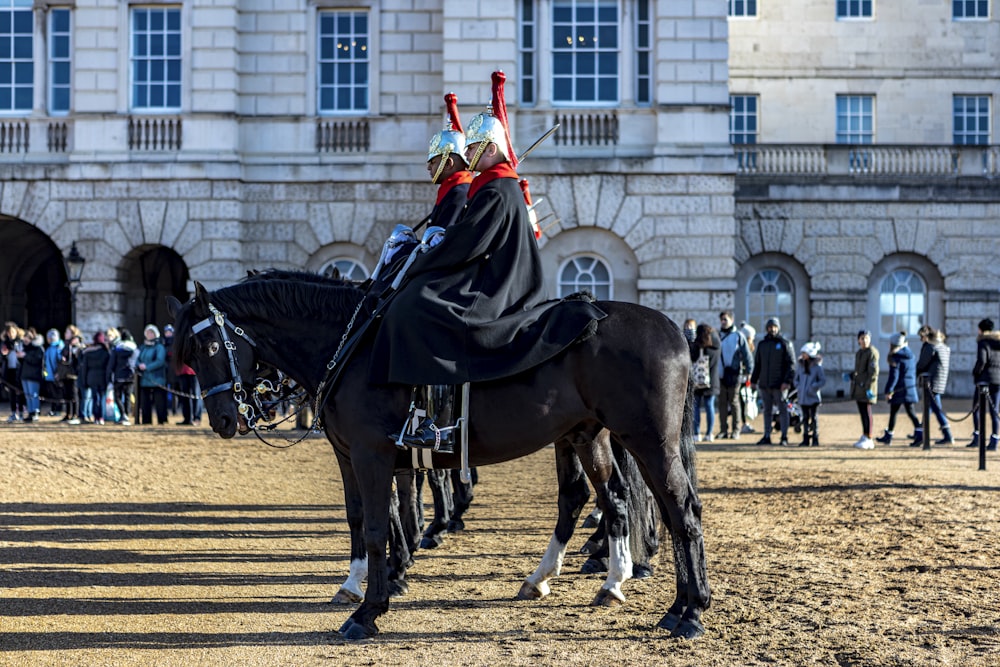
[770,386,803,435]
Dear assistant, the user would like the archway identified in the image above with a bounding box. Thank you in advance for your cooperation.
[0,217,72,333]
[120,246,191,335]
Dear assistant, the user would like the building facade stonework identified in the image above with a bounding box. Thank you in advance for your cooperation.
[0,0,996,398]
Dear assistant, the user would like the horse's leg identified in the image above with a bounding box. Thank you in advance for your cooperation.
[447,467,475,532]
[614,439,660,579]
[572,430,633,608]
[518,437,591,600]
[395,470,421,557]
[419,468,452,549]
[386,479,412,598]
[330,448,367,604]
[623,395,710,638]
[338,450,396,640]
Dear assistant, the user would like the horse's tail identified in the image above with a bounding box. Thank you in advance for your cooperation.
[680,371,698,491]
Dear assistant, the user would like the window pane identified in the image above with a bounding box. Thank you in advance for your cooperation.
[551,0,619,105]
[317,9,370,113]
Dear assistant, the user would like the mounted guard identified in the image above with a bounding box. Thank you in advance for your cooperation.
[370,71,606,453]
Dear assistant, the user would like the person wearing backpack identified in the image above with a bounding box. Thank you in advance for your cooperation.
[689,322,721,443]
[750,318,795,446]
[717,310,754,440]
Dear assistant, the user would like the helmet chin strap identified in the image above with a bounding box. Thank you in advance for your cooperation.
[467,141,490,173]
[430,155,449,184]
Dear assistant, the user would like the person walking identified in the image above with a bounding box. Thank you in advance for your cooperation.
[915,325,952,445]
[3,321,26,422]
[850,330,880,449]
[136,324,169,425]
[689,323,721,442]
[971,318,1000,451]
[717,311,753,439]
[794,341,826,446]
[737,321,758,435]
[57,329,83,424]
[876,332,921,446]
[750,317,795,446]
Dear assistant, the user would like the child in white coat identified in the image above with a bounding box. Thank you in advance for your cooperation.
[795,341,826,446]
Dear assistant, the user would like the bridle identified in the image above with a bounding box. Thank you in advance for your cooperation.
[190,302,268,429]
[187,297,366,445]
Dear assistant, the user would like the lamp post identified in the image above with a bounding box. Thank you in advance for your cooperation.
[64,242,86,325]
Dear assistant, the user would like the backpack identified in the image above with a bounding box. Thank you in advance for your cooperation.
[692,350,711,390]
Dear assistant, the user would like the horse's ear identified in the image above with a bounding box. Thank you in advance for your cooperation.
[330,267,342,280]
[165,295,182,319]
[194,281,210,304]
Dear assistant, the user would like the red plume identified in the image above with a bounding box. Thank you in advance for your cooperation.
[444,92,463,133]
[520,178,541,240]
[490,71,518,168]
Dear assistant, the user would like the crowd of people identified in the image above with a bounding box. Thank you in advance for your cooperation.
[684,311,999,451]
[1,320,202,427]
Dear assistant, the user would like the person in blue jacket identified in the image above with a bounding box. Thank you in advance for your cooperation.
[136,324,168,425]
[876,331,921,446]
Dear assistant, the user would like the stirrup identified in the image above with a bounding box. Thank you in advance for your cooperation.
[400,419,454,453]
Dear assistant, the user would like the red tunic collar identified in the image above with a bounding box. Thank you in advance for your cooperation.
[435,170,473,205]
[467,163,519,200]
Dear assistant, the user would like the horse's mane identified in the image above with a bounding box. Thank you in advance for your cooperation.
[172,269,370,370]
[216,269,369,323]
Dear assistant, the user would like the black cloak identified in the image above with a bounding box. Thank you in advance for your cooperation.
[370,175,606,385]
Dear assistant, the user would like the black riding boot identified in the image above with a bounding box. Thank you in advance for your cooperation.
[393,385,455,453]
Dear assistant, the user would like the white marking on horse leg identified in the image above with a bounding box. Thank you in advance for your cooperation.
[522,534,568,597]
[601,535,633,603]
[340,555,368,599]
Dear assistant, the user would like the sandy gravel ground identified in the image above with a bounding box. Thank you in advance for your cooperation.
[2,399,1000,666]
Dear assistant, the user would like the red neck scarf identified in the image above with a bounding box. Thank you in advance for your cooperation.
[467,162,519,200]
[435,170,473,205]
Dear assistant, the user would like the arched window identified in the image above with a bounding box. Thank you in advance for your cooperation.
[879,269,925,337]
[558,255,612,299]
[320,258,368,281]
[745,268,795,341]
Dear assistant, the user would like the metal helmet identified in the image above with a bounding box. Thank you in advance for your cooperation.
[427,92,468,165]
[465,71,518,171]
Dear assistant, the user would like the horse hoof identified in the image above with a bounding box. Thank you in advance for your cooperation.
[657,612,681,632]
[447,518,465,532]
[388,579,409,598]
[671,618,705,640]
[591,588,625,607]
[581,515,600,529]
[516,580,549,600]
[579,540,599,555]
[580,556,608,574]
[419,534,444,550]
[330,588,363,604]
[339,618,378,640]
[632,563,654,579]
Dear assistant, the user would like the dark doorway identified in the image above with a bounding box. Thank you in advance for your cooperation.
[122,246,190,336]
[0,217,71,333]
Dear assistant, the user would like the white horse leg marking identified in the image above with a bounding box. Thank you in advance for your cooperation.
[521,534,568,598]
[601,535,633,603]
[338,555,368,600]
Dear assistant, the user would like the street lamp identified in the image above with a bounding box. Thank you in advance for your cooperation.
[65,242,86,325]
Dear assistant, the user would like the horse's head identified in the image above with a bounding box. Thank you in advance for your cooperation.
[167,282,258,439]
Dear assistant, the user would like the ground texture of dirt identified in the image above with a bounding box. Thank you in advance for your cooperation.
[2,399,1000,666]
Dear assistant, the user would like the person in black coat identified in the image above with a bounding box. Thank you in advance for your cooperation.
[750,317,795,446]
[372,72,604,451]
[16,333,44,422]
[972,318,1000,450]
[689,323,722,443]
[78,331,110,424]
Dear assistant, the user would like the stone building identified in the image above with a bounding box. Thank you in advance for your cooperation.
[0,0,995,396]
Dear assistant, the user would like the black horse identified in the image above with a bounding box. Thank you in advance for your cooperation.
[167,271,710,640]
